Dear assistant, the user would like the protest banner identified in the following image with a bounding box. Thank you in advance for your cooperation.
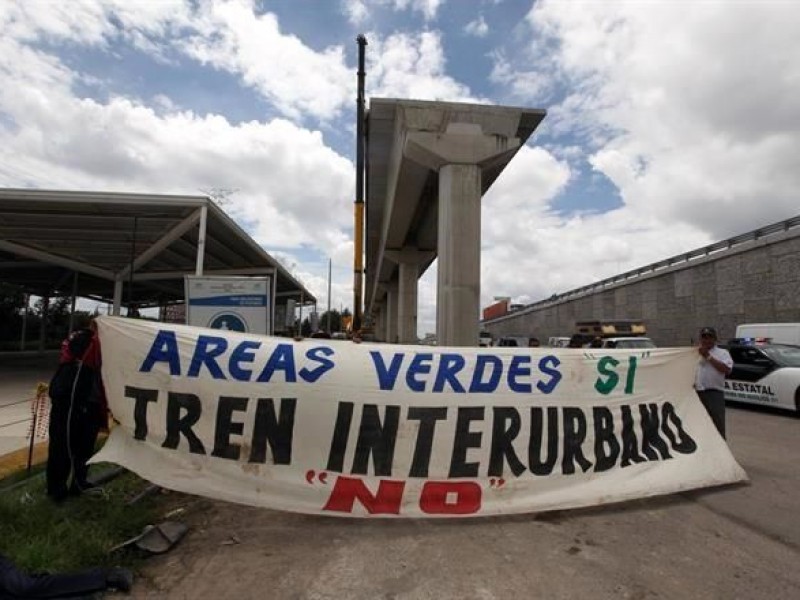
[91,316,746,518]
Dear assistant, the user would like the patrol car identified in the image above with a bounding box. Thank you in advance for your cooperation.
[601,337,656,349]
[721,339,800,414]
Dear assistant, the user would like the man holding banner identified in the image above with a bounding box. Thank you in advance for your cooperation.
[694,326,733,439]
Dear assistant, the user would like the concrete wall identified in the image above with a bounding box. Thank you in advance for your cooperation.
[483,226,800,347]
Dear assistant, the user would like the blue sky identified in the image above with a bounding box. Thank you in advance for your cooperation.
[2,0,799,335]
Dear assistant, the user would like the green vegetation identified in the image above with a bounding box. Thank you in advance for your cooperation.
[0,282,99,351]
[0,466,162,573]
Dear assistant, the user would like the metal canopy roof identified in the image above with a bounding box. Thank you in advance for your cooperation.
[0,188,316,307]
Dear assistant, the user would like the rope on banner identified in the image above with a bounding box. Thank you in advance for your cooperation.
[27,383,50,440]
[26,383,50,473]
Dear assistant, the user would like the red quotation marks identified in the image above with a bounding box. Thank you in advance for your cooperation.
[307,473,489,515]
[305,470,328,484]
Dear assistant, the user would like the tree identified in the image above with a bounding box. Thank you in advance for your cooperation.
[0,283,24,343]
[297,309,354,337]
[318,309,342,333]
[300,317,312,337]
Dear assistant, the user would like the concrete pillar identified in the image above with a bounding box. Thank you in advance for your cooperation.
[404,123,520,347]
[438,164,482,347]
[398,262,418,344]
[385,248,435,344]
[371,303,384,342]
[377,302,389,342]
[386,281,399,344]
[112,279,123,316]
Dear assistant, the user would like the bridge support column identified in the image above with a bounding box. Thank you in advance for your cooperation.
[405,123,520,346]
[373,303,384,341]
[385,248,435,344]
[386,280,399,344]
[438,164,481,347]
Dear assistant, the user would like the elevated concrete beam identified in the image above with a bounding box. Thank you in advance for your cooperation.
[404,123,521,171]
[407,125,526,346]
[365,98,546,345]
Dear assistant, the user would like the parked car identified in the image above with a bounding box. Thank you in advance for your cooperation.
[479,331,493,347]
[548,336,571,348]
[567,333,654,349]
[495,335,540,347]
[735,323,800,346]
[602,337,656,349]
[721,339,800,414]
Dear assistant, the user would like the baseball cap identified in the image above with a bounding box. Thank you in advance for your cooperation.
[699,327,717,338]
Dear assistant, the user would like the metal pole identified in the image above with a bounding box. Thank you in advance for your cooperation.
[271,268,277,335]
[353,34,367,334]
[26,392,40,474]
[196,204,208,276]
[299,291,304,335]
[38,294,49,352]
[19,293,29,351]
[127,217,137,313]
[68,271,79,332]
[327,258,332,335]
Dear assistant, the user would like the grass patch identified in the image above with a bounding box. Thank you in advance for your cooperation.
[0,464,163,573]
[0,461,47,490]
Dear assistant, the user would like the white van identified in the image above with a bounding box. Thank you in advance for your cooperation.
[735,323,800,346]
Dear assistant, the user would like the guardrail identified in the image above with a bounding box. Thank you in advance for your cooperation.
[486,213,800,323]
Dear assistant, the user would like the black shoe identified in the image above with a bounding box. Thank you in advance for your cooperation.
[69,481,98,496]
[106,567,134,593]
[48,490,69,504]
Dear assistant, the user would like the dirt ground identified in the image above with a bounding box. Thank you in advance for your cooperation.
[129,406,800,600]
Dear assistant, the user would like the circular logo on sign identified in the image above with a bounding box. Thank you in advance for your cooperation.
[209,313,247,332]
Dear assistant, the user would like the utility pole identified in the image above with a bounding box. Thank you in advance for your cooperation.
[353,34,367,334]
[327,258,332,335]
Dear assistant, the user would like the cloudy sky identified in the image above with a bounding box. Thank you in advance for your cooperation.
[2,0,799,336]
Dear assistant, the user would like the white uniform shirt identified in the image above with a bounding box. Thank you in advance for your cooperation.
[694,345,733,391]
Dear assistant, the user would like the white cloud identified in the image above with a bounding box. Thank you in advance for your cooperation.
[341,0,444,24]
[517,0,800,240]
[342,0,370,25]
[489,49,557,102]
[178,2,354,122]
[2,1,355,123]
[0,3,356,307]
[469,0,800,319]
[464,15,489,38]
[368,31,480,102]
[0,93,354,245]
[391,0,444,21]
[0,0,192,47]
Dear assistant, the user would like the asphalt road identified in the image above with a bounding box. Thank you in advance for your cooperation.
[134,406,800,599]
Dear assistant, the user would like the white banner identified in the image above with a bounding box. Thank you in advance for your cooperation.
[92,317,746,518]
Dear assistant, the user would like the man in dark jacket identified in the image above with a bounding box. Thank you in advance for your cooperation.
[46,321,107,501]
[0,554,132,598]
